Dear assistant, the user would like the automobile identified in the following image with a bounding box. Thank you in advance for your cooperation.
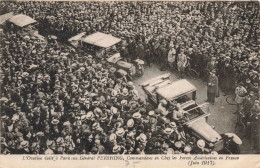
[141,73,229,151]
[68,32,144,78]
[0,12,14,26]
[8,14,38,32]
[107,53,144,78]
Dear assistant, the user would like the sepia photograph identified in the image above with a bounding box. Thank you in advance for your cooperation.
[0,1,259,163]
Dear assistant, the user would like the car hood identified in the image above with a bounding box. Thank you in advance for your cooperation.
[188,117,222,143]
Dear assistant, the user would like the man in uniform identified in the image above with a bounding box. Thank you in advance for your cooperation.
[205,57,217,80]
[159,41,168,71]
[177,50,187,78]
[206,70,219,104]
[248,100,260,150]
[220,60,233,95]
[167,43,176,71]
[127,37,136,60]
[234,82,247,114]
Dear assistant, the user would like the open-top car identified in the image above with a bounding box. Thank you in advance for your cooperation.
[68,32,144,78]
[141,73,225,150]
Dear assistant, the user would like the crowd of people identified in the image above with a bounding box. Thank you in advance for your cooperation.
[2,1,258,85]
[0,1,259,154]
[1,30,228,154]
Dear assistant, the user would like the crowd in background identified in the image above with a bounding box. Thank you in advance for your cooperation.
[1,1,259,92]
[0,1,259,154]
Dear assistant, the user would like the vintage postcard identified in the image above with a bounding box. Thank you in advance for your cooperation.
[0,0,259,168]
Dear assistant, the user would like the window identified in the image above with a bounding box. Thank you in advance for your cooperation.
[173,92,194,104]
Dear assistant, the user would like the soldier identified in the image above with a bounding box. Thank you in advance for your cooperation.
[144,38,151,66]
[135,39,145,61]
[205,57,217,80]
[159,41,168,71]
[248,100,260,150]
[234,82,247,114]
[220,61,234,95]
[206,70,219,104]
[177,50,187,78]
[167,43,176,71]
[127,37,136,60]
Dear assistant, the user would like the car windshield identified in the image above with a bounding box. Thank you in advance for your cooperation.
[172,92,193,104]
[183,104,205,121]
[106,47,117,56]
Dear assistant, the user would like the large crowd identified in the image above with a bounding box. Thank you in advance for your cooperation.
[1,2,259,85]
[0,1,259,154]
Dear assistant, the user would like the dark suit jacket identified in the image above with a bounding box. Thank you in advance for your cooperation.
[207,74,219,94]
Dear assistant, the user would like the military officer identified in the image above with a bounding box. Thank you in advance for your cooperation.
[207,70,219,104]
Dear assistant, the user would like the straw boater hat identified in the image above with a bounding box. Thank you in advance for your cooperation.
[148,110,155,116]
[197,139,206,148]
[36,132,44,137]
[63,121,70,127]
[116,128,125,137]
[127,119,134,128]
[133,112,141,119]
[51,119,59,125]
[56,137,64,145]
[127,131,135,138]
[111,90,118,97]
[174,141,182,149]
[121,88,129,96]
[169,122,177,128]
[46,140,54,147]
[92,122,100,130]
[127,81,134,88]
[111,107,118,114]
[109,133,117,142]
[139,133,147,142]
[0,97,8,102]
[164,128,174,135]
[167,148,174,154]
[112,145,121,153]
[184,145,192,153]
[211,151,218,155]
[86,111,94,120]
[45,149,54,154]
[121,99,128,106]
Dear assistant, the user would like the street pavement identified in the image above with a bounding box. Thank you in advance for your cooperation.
[132,63,256,154]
